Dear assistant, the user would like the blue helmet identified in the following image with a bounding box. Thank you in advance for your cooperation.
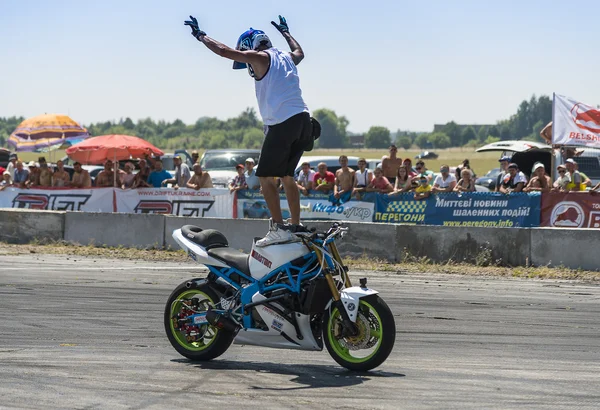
[232,28,272,72]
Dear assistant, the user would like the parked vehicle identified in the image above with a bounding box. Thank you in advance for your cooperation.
[475,168,501,191]
[199,149,261,188]
[476,140,600,186]
[165,222,396,371]
[243,201,291,219]
[415,151,438,160]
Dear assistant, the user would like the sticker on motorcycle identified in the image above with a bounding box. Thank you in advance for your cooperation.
[271,319,283,332]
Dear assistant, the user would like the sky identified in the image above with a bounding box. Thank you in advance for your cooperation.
[1,0,599,134]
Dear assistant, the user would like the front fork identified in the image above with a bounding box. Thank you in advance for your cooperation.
[313,243,359,336]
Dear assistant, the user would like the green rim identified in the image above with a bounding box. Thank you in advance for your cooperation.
[170,290,218,352]
[327,300,383,363]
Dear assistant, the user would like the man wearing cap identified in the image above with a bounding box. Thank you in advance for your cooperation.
[13,161,29,188]
[499,163,527,194]
[495,156,511,192]
[6,154,17,180]
[552,164,570,192]
[163,156,191,189]
[26,161,40,188]
[432,165,457,192]
[244,158,260,190]
[524,162,551,192]
[228,164,247,193]
[564,159,585,191]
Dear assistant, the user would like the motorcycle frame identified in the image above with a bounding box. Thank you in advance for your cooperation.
[204,236,348,330]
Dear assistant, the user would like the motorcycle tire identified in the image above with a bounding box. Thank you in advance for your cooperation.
[323,294,396,372]
[164,279,235,361]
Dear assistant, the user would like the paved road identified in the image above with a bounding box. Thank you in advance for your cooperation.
[0,253,598,409]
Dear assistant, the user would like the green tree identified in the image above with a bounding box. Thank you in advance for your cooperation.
[397,135,412,150]
[312,108,348,148]
[488,125,500,138]
[122,117,135,130]
[442,121,461,146]
[365,126,391,149]
[500,124,511,140]
[476,126,488,141]
[461,126,477,146]
[415,134,431,149]
[428,132,451,149]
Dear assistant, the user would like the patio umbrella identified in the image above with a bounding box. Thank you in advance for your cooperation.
[66,134,164,187]
[7,114,89,152]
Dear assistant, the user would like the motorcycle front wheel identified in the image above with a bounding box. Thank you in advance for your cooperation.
[164,280,235,361]
[323,295,396,371]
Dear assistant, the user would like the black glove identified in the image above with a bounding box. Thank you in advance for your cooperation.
[270,15,289,34]
[184,15,206,40]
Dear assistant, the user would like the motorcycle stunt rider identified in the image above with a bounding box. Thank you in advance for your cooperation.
[184,15,312,246]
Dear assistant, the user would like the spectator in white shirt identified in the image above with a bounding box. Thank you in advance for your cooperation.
[295,161,315,196]
[244,158,260,190]
[432,165,457,192]
[499,163,527,193]
[552,164,571,191]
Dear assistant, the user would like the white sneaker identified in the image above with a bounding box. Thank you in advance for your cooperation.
[255,219,298,247]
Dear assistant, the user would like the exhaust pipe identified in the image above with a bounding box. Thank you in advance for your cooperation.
[206,309,240,333]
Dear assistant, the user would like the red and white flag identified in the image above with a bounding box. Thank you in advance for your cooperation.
[552,94,600,148]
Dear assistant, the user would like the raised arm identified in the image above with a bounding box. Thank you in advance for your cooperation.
[271,15,304,65]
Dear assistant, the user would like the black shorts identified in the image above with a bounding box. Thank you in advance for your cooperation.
[256,112,311,178]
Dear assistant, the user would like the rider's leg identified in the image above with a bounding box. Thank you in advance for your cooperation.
[259,176,283,224]
[281,176,300,225]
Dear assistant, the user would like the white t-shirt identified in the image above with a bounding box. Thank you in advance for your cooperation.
[355,169,372,187]
[296,169,316,187]
[255,48,309,125]
[434,173,457,188]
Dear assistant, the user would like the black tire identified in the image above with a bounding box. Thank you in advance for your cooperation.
[164,279,235,361]
[323,295,396,371]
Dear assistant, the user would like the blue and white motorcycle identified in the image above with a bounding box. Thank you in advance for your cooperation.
[164,222,396,371]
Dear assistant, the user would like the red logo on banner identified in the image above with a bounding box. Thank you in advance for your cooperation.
[571,104,600,133]
[550,201,585,228]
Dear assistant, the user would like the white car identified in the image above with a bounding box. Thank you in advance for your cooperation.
[198,149,261,188]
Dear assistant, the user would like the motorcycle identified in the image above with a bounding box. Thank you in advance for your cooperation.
[164,222,396,371]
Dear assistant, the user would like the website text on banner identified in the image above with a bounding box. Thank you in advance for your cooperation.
[553,94,600,148]
[374,192,541,227]
[115,188,234,217]
[236,190,375,222]
[541,192,600,229]
[0,187,113,211]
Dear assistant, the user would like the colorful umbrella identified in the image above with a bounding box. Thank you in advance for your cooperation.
[65,134,164,164]
[8,114,89,152]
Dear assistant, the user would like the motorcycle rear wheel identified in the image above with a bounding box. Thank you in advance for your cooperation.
[323,295,396,371]
[164,280,235,361]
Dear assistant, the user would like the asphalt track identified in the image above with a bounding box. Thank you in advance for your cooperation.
[0,253,599,409]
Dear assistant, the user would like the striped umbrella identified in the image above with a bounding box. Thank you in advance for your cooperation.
[7,113,90,152]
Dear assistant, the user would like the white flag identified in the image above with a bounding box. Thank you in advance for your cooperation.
[552,94,600,147]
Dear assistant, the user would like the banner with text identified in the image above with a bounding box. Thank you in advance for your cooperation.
[0,187,114,212]
[115,188,234,217]
[540,192,600,228]
[374,192,541,227]
[552,93,600,148]
[236,190,375,222]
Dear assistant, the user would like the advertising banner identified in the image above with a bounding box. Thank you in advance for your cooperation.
[0,187,114,212]
[552,94,600,148]
[540,192,600,228]
[374,192,541,227]
[115,188,234,218]
[237,190,375,222]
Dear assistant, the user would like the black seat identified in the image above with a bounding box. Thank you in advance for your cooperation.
[181,225,228,250]
[207,247,251,277]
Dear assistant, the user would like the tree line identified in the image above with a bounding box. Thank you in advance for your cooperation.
[0,95,552,151]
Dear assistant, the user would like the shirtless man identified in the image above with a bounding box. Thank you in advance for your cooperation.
[71,162,91,188]
[52,160,70,187]
[96,160,119,187]
[333,155,355,204]
[381,144,402,185]
[186,163,213,190]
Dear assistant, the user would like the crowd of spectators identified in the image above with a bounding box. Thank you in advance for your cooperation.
[2,149,599,197]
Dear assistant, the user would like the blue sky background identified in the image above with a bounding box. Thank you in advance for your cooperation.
[1,0,598,133]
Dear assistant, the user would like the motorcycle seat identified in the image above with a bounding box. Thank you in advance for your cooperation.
[207,247,251,277]
[181,225,228,250]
